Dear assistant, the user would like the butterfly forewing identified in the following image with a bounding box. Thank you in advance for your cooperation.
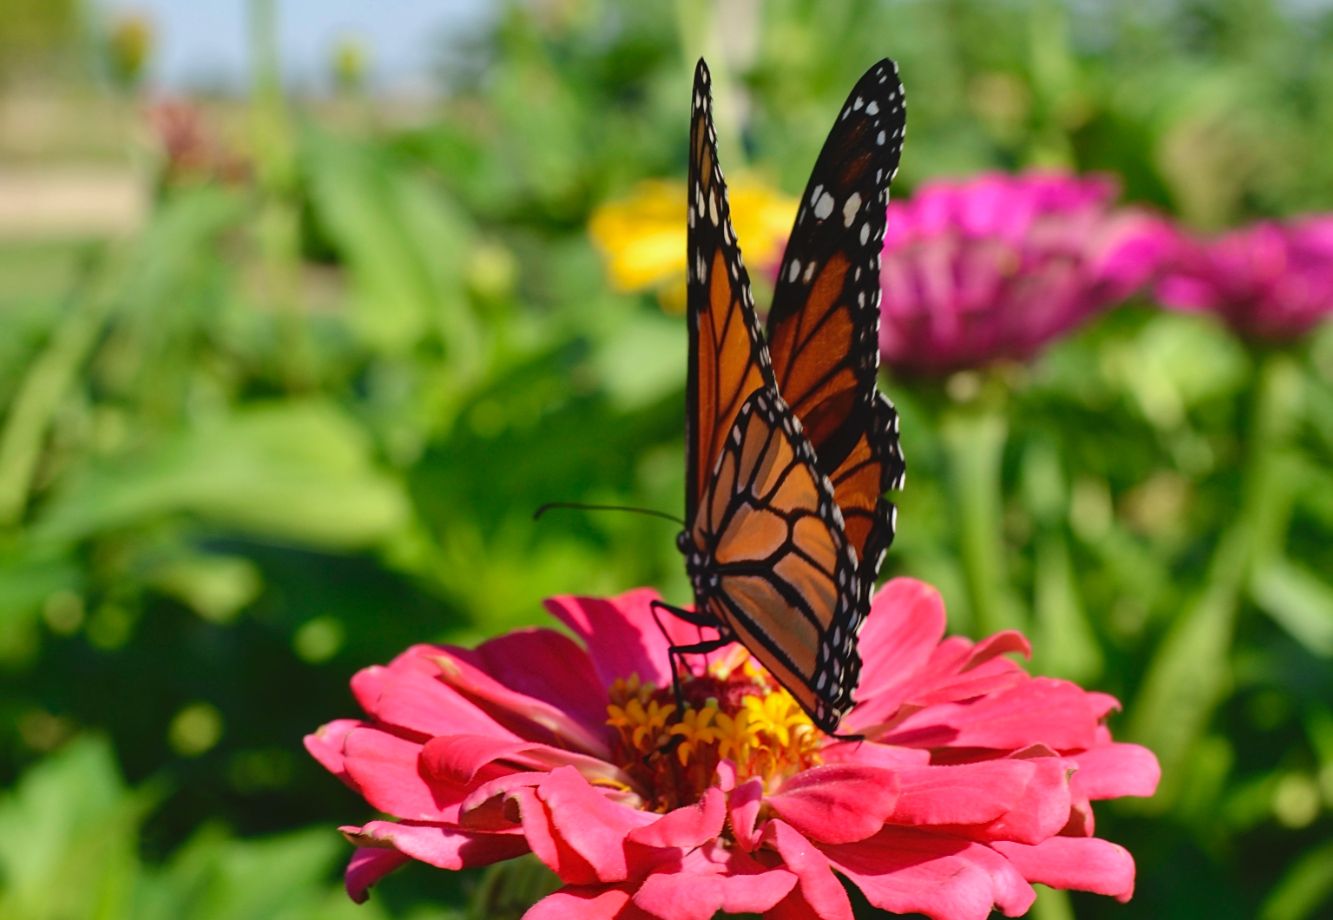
[696,389,862,732]
[765,59,907,578]
[686,59,775,527]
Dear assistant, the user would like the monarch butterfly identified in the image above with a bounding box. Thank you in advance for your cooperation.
[653,58,907,734]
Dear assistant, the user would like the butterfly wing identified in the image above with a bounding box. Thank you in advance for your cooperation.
[765,59,907,580]
[694,389,861,732]
[685,59,775,526]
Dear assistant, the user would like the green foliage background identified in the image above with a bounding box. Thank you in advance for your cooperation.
[2,1,1332,917]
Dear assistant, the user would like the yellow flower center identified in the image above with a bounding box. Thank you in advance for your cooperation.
[605,652,823,812]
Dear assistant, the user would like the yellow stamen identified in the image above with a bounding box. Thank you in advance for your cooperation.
[604,651,825,814]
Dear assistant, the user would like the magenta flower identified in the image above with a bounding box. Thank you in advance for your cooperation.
[306,579,1158,919]
[879,172,1175,377]
[1157,215,1333,342]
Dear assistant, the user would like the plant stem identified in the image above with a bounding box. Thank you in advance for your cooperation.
[248,0,310,390]
[941,394,1023,636]
[1127,349,1302,808]
[0,249,118,528]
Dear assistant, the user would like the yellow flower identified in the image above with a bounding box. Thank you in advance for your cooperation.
[589,177,796,311]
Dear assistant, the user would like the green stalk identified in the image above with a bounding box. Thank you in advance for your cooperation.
[941,392,1024,636]
[1127,349,1302,809]
[0,249,119,528]
[248,0,310,390]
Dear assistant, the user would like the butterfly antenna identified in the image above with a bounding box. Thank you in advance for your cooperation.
[533,501,685,526]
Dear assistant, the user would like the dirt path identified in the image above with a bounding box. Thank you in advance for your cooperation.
[0,169,145,239]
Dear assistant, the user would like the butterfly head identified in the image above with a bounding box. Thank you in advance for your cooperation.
[676,529,717,601]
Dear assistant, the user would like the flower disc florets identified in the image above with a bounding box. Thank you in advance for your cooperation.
[606,653,821,813]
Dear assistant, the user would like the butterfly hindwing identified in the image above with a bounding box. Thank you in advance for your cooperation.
[694,389,862,731]
[686,59,775,527]
[765,59,907,579]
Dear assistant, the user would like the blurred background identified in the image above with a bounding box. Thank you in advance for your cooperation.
[2,1,1332,918]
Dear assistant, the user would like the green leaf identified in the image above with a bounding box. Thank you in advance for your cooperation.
[1259,837,1333,920]
[32,401,410,550]
[304,131,476,358]
[1126,576,1239,812]
[147,552,263,623]
[1250,557,1333,657]
[0,546,82,663]
[0,736,157,920]
[134,825,380,920]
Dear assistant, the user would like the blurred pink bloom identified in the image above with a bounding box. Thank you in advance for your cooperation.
[879,172,1175,376]
[307,580,1158,919]
[1157,216,1333,342]
[145,99,249,186]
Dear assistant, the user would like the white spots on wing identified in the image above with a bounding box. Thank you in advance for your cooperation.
[787,259,801,283]
[813,190,835,220]
[809,183,824,207]
[708,189,719,226]
[803,261,815,283]
[853,96,864,111]
[876,130,886,146]
[842,192,862,228]
[866,100,879,115]
[860,222,871,245]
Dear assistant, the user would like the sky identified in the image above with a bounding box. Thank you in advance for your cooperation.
[96,0,490,95]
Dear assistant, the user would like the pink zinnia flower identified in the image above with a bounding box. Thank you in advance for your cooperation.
[879,172,1175,377]
[306,579,1159,919]
[1157,215,1333,342]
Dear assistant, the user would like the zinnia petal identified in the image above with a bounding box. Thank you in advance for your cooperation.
[993,836,1137,901]
[525,766,657,884]
[767,764,901,844]
[544,590,671,688]
[351,660,520,740]
[344,846,410,904]
[764,819,855,920]
[1069,741,1161,800]
[341,726,462,821]
[851,578,947,722]
[303,718,361,785]
[890,757,1073,844]
[630,846,798,920]
[344,820,528,872]
[825,828,1035,920]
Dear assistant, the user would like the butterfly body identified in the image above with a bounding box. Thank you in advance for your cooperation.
[662,58,907,734]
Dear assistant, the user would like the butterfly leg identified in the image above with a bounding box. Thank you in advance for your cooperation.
[664,636,732,716]
[648,600,730,709]
[649,599,715,628]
